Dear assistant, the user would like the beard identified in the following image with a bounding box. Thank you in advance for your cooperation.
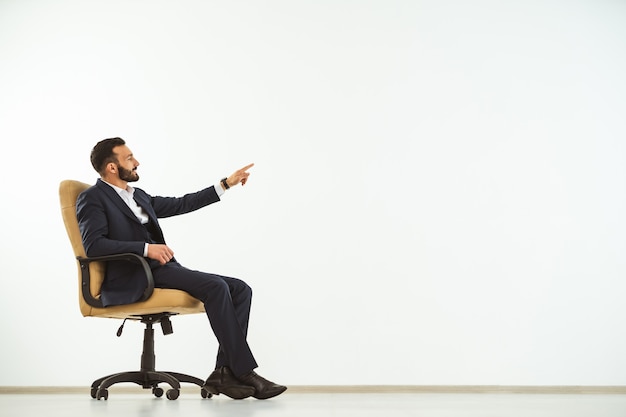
[117,165,139,182]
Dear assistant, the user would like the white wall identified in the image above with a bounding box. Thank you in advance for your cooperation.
[1,0,625,386]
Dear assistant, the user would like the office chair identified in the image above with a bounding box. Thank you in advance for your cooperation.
[59,180,211,401]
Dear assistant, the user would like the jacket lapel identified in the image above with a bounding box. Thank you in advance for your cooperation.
[132,190,159,224]
[95,179,143,224]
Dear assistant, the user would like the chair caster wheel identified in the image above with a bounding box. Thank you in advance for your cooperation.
[152,387,164,398]
[90,388,98,399]
[201,388,212,398]
[166,389,179,400]
[96,388,109,400]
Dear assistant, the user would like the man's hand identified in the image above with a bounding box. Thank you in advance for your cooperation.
[225,163,254,189]
[147,244,174,265]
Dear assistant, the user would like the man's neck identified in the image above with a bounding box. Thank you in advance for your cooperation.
[101,175,128,190]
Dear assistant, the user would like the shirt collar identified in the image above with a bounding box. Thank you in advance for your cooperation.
[102,180,135,197]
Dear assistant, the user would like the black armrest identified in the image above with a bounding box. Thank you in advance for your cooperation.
[77,253,155,308]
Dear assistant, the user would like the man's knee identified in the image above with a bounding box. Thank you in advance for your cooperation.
[235,279,253,301]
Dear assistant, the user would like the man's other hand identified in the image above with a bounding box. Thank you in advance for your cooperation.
[147,244,175,265]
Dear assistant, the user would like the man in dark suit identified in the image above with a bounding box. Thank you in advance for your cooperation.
[76,137,286,400]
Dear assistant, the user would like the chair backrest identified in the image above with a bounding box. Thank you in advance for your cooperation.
[59,180,106,315]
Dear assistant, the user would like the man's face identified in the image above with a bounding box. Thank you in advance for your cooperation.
[112,145,140,182]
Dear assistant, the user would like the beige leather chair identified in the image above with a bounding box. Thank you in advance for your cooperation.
[59,180,211,400]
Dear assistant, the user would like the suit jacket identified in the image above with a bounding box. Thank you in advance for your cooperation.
[76,178,220,306]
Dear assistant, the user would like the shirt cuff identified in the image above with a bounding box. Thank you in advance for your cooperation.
[144,243,149,257]
[215,182,225,197]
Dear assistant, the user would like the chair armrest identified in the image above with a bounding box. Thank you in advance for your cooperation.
[77,253,155,308]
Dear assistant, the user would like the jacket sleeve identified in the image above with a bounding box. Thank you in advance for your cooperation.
[76,189,145,257]
[149,186,221,218]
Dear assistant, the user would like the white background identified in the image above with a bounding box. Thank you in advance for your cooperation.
[1,0,625,386]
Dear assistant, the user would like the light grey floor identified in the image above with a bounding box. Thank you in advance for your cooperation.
[1,392,626,417]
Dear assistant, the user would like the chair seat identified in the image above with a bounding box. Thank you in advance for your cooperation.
[81,288,205,319]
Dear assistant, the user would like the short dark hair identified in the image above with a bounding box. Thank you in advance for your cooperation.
[90,137,126,174]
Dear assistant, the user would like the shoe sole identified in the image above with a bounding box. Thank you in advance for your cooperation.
[203,384,256,400]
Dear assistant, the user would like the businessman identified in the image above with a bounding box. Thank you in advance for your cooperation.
[76,137,286,400]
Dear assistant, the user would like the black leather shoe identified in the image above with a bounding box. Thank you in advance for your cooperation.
[237,371,287,399]
[203,367,256,400]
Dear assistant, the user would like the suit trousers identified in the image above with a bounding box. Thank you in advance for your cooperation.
[152,262,258,377]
